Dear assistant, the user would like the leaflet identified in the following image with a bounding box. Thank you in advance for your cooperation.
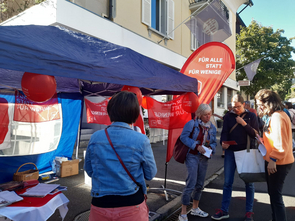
[202,145,212,158]
[0,191,23,207]
[258,143,267,156]
[20,183,60,197]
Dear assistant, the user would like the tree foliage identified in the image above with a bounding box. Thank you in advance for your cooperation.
[0,0,45,23]
[236,20,295,100]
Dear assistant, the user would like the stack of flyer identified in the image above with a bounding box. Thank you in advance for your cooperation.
[20,183,60,197]
[0,191,23,207]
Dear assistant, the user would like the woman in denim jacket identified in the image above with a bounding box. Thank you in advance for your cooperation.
[84,91,157,221]
[178,104,217,221]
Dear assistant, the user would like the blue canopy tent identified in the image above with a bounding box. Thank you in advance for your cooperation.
[0,25,198,183]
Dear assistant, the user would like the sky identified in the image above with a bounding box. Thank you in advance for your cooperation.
[237,0,295,60]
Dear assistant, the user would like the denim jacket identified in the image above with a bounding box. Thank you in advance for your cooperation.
[180,119,217,154]
[84,122,157,197]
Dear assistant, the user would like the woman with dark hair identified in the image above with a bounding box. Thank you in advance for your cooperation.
[84,91,157,221]
[178,103,217,221]
[255,89,294,221]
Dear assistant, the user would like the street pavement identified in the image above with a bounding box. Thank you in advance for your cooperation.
[46,130,295,221]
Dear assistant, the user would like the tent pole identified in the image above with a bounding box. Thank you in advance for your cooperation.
[75,119,81,159]
[75,95,84,159]
[164,162,168,188]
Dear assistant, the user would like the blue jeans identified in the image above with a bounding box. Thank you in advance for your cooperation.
[221,149,255,213]
[181,153,209,205]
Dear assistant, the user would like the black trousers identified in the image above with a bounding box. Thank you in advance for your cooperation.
[265,161,293,221]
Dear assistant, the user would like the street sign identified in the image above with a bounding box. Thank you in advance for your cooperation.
[238,80,250,86]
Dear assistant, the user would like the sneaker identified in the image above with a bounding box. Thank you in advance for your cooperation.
[211,209,229,220]
[178,214,188,221]
[244,212,254,221]
[191,207,209,217]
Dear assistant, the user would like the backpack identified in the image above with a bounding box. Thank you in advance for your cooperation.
[288,109,295,125]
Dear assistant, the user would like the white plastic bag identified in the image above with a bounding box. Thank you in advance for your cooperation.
[234,149,266,183]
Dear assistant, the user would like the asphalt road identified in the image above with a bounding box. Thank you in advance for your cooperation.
[183,158,295,221]
[46,133,295,221]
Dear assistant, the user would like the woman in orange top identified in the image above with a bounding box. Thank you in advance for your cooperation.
[255,89,294,221]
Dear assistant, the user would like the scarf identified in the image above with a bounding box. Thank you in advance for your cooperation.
[198,119,211,146]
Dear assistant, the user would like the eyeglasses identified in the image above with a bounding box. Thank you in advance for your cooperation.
[232,105,242,110]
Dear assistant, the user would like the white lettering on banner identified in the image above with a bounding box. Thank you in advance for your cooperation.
[199,57,209,62]
[171,105,182,111]
[206,64,222,68]
[154,112,174,118]
[198,57,223,63]
[189,57,224,76]
[200,70,221,74]
[189,69,199,74]
[17,104,52,112]
[91,111,108,116]
[175,110,186,116]
[151,120,162,126]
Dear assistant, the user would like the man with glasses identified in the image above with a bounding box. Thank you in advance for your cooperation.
[212,94,259,221]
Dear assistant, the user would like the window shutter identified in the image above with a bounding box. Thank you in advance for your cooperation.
[167,0,174,39]
[142,0,151,26]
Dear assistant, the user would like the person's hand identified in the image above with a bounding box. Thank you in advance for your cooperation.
[197,145,205,154]
[267,160,277,175]
[221,142,230,149]
[236,116,247,126]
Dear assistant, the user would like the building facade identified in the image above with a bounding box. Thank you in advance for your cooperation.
[1,0,253,139]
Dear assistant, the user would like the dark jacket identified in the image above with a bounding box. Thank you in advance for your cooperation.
[220,109,259,151]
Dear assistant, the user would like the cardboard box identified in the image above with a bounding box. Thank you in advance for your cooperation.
[56,159,80,178]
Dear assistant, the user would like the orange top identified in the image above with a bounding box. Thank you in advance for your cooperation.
[263,111,294,165]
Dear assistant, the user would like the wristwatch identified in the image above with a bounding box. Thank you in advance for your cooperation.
[270,157,277,162]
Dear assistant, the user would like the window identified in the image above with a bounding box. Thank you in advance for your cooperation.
[217,87,224,108]
[142,0,174,39]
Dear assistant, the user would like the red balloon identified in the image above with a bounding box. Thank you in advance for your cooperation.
[121,85,143,105]
[21,72,57,103]
[182,92,200,113]
[141,96,154,109]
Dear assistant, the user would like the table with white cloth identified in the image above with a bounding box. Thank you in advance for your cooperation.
[0,191,69,221]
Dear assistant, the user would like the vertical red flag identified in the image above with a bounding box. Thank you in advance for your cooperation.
[180,42,235,104]
[0,98,9,145]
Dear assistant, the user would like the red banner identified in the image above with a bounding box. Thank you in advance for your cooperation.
[14,91,60,123]
[85,99,111,125]
[181,42,235,104]
[0,98,9,144]
[147,96,191,130]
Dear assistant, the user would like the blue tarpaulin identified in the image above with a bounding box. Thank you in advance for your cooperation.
[0,25,198,95]
[0,25,198,183]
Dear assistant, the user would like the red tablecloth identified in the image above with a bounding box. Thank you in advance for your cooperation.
[8,184,61,207]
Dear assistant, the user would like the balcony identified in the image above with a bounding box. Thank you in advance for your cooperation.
[189,0,229,20]
[188,0,209,12]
